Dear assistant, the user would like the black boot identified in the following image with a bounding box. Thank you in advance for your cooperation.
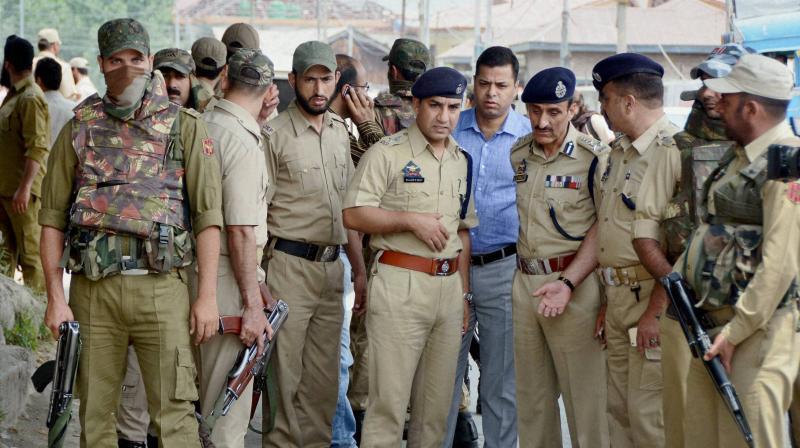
[353,409,366,446]
[118,439,147,448]
[452,411,479,448]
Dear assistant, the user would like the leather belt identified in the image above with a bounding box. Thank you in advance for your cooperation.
[517,253,576,275]
[379,250,459,276]
[471,244,517,267]
[218,316,242,335]
[596,264,652,286]
[273,237,340,262]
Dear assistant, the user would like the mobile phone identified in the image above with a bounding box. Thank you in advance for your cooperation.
[342,85,351,98]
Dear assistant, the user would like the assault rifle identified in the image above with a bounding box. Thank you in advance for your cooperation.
[660,272,754,447]
[30,321,82,448]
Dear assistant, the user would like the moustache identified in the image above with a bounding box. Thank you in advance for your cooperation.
[167,87,182,96]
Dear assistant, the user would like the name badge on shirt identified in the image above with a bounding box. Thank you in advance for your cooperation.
[403,161,424,183]
[544,175,582,190]
[514,159,528,183]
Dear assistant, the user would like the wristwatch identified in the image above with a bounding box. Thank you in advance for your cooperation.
[558,275,576,292]
[463,292,474,304]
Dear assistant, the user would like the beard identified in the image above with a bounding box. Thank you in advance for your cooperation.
[294,87,330,116]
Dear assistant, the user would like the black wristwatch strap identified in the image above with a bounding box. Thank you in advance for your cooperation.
[558,275,576,292]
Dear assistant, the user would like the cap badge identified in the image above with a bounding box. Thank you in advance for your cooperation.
[456,83,464,95]
[592,72,602,82]
[555,80,567,98]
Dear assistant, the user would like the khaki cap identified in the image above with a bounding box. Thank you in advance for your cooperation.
[221,23,260,57]
[191,37,226,71]
[154,48,195,75]
[69,57,88,69]
[704,54,794,101]
[37,28,61,45]
[292,41,336,75]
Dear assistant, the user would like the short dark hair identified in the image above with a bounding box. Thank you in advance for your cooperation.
[475,46,519,80]
[76,67,89,76]
[390,62,422,82]
[35,57,62,91]
[227,77,268,96]
[739,92,790,119]
[610,72,664,108]
[195,62,224,80]
[37,41,49,51]
[335,54,358,96]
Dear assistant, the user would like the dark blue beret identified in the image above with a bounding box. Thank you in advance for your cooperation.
[591,53,664,91]
[521,67,575,104]
[412,66,467,99]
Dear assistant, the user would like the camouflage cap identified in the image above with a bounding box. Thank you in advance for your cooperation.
[191,37,227,71]
[228,48,274,86]
[292,41,336,75]
[383,38,430,75]
[98,18,150,58]
[154,48,195,75]
[221,23,260,57]
[690,43,755,79]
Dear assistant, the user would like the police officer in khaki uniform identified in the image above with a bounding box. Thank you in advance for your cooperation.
[221,23,260,62]
[193,48,274,448]
[677,54,800,448]
[0,35,50,293]
[191,37,227,111]
[343,66,477,446]
[591,53,679,447]
[262,40,366,448]
[511,67,609,448]
[40,18,223,447]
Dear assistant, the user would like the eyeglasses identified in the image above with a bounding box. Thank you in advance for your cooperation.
[351,82,370,91]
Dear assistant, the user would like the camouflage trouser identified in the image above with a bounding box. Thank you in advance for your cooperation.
[0,195,44,292]
[70,272,200,448]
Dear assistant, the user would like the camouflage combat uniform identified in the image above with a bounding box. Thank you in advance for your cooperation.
[372,38,430,136]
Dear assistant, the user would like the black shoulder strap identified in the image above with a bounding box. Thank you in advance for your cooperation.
[460,149,473,220]
[588,155,599,206]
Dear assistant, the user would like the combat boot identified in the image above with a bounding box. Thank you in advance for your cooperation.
[452,411,479,448]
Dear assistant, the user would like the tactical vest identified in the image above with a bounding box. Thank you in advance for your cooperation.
[374,91,414,135]
[684,148,798,308]
[63,97,193,280]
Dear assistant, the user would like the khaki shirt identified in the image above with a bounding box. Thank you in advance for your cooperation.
[0,77,50,197]
[687,122,800,346]
[34,51,77,100]
[595,115,679,267]
[39,108,223,234]
[203,99,269,257]
[512,124,607,259]
[264,100,353,245]
[343,124,478,259]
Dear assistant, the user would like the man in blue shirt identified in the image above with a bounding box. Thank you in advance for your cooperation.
[443,46,531,448]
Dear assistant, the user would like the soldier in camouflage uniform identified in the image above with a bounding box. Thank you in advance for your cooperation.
[40,18,223,447]
[658,43,750,448]
[373,38,430,136]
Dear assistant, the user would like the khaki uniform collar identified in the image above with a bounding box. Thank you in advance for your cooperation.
[408,123,459,160]
[630,114,670,155]
[214,98,262,142]
[743,121,794,163]
[12,76,33,93]
[287,99,334,137]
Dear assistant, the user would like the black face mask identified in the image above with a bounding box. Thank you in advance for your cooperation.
[0,65,10,89]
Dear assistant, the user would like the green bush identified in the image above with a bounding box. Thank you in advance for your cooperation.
[4,312,44,351]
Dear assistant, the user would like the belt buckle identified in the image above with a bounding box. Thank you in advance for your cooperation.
[316,245,337,262]
[120,256,149,276]
[601,267,617,286]
[435,258,451,276]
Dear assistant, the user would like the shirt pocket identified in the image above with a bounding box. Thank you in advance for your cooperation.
[395,175,437,213]
[333,150,348,192]
[286,155,323,196]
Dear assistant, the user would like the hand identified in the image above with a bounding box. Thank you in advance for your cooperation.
[352,269,368,317]
[241,304,271,356]
[44,299,74,340]
[344,87,374,125]
[258,84,280,125]
[533,280,572,318]
[190,296,219,346]
[409,212,449,252]
[704,333,735,373]
[594,303,606,345]
[636,309,660,356]
[11,185,31,214]
[462,298,471,336]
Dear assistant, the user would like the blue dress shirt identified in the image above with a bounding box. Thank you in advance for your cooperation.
[453,108,532,254]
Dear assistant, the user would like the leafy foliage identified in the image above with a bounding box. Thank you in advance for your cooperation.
[3,311,45,351]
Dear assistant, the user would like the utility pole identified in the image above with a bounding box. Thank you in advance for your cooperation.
[560,0,570,68]
[173,10,180,49]
[19,0,25,36]
[401,0,406,36]
[616,0,627,53]
[419,0,430,48]
[485,0,493,46]
[473,0,482,73]
[347,25,354,56]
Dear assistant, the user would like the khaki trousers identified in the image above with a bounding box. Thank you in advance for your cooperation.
[0,196,43,292]
[512,270,608,448]
[791,366,800,448]
[660,315,691,448]
[348,311,369,412]
[191,255,254,448]
[604,279,665,448]
[262,250,344,448]
[116,347,151,442]
[70,272,200,448]
[361,262,463,448]
[685,305,800,448]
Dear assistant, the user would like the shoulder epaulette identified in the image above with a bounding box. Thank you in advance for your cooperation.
[180,107,201,119]
[576,134,609,155]
[374,92,402,108]
[656,130,676,147]
[73,94,104,122]
[261,124,274,137]
[378,130,407,146]
[512,133,535,150]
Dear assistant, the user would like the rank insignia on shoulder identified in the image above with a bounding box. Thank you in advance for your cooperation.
[403,161,424,183]
[202,138,214,157]
[514,159,528,183]
[545,175,582,189]
[787,182,800,204]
